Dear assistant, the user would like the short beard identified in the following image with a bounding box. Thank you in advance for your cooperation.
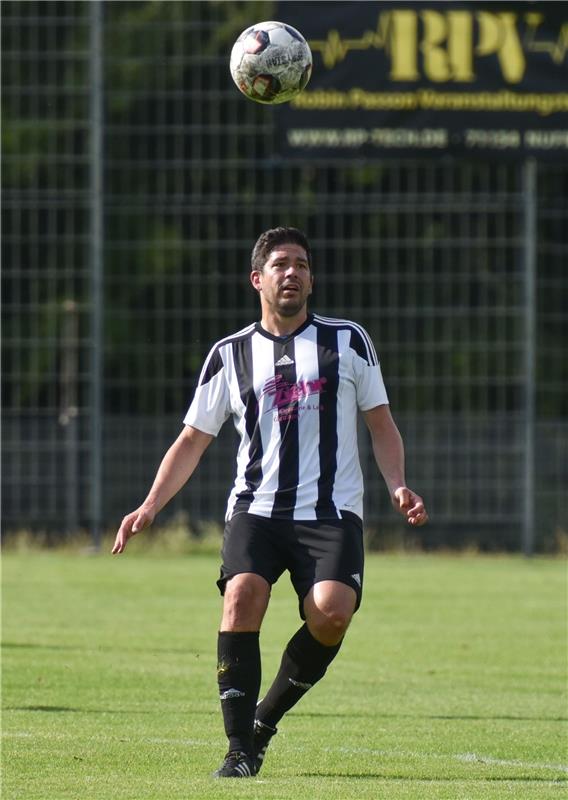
[276,298,307,316]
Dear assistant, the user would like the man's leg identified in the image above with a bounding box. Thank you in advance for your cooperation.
[253,515,363,772]
[214,572,270,777]
[255,580,356,735]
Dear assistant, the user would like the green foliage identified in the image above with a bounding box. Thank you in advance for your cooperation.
[3,551,566,799]
[4,1,566,419]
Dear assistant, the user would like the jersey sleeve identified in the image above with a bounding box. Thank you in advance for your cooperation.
[349,327,389,411]
[183,346,231,436]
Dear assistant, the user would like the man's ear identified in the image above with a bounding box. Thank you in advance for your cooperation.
[250,270,261,292]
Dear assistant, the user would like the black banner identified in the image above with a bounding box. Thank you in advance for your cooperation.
[275,2,568,158]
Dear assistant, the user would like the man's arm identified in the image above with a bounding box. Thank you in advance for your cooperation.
[112,425,214,554]
[362,404,428,527]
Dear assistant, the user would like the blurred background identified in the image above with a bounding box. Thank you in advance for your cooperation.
[2,1,567,553]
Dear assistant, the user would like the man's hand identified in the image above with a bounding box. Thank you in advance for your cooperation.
[393,487,428,526]
[111,426,214,556]
[112,506,155,554]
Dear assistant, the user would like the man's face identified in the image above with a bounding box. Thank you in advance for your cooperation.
[251,243,313,317]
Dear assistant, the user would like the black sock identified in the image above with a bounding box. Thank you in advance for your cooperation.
[217,631,261,755]
[256,624,342,729]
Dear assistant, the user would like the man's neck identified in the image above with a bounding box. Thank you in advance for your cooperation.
[259,309,309,337]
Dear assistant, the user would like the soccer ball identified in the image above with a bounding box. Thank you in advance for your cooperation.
[230,21,312,105]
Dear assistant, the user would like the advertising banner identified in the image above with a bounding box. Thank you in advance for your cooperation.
[276,2,568,158]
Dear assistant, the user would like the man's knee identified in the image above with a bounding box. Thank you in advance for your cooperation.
[304,580,357,645]
[221,572,270,632]
[309,608,351,642]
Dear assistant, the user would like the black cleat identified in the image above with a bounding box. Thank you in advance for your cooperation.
[252,719,277,774]
[213,750,256,778]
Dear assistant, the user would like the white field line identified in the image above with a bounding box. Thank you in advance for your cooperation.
[4,731,567,774]
[456,752,568,773]
[3,731,214,747]
[328,744,568,774]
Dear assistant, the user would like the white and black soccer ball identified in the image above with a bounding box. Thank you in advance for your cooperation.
[230,21,312,105]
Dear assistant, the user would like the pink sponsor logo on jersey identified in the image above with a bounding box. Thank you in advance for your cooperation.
[261,374,327,411]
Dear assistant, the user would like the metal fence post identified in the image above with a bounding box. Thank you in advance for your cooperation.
[522,159,537,556]
[60,300,79,537]
[89,0,104,548]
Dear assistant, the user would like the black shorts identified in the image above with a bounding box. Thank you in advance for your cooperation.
[217,511,364,619]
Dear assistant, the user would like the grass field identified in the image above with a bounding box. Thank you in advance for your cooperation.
[2,546,566,799]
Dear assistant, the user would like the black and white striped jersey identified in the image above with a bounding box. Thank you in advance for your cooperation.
[184,313,388,522]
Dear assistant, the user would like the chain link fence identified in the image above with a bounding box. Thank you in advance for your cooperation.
[3,1,567,550]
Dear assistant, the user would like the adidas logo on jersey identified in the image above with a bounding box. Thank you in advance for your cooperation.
[351,573,362,587]
[275,354,295,367]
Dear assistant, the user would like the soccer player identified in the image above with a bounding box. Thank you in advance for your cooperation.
[112,226,428,778]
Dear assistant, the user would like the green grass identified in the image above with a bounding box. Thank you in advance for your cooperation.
[2,548,567,799]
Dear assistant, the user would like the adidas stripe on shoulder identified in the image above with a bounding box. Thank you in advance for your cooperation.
[312,314,378,366]
[197,323,256,386]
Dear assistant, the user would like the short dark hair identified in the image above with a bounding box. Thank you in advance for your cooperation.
[251,227,312,272]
